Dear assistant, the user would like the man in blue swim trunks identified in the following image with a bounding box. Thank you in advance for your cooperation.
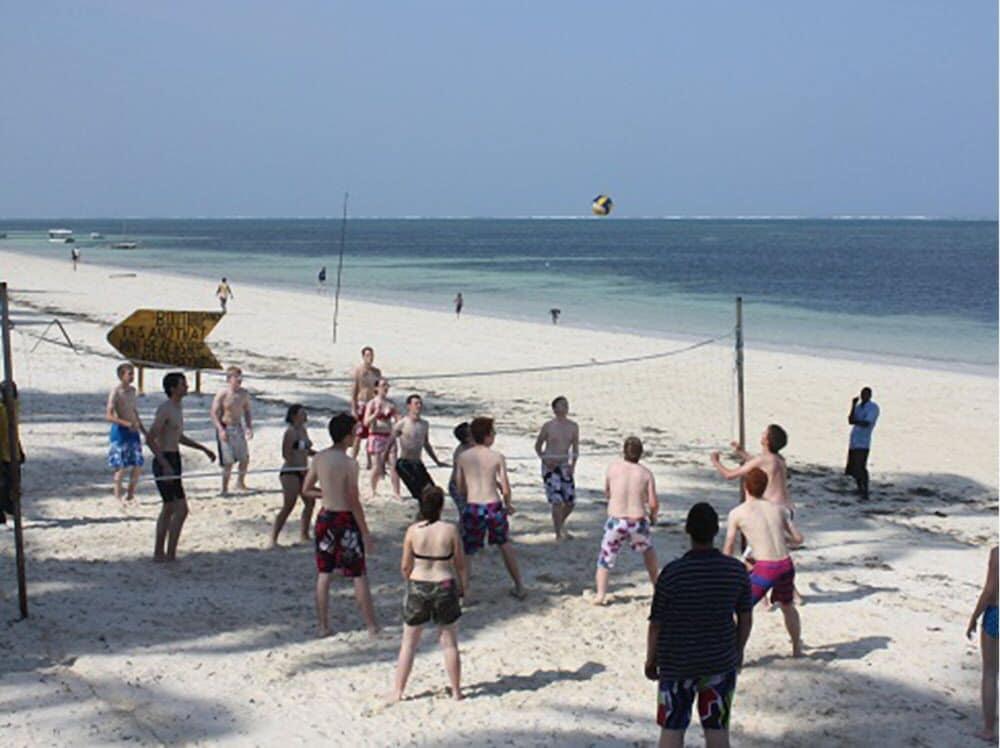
[967,545,998,742]
[106,363,146,506]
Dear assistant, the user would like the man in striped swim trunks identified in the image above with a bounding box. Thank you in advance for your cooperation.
[724,467,805,658]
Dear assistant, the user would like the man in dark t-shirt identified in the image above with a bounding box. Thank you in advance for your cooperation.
[645,502,753,747]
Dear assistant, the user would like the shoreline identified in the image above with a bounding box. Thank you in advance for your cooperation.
[3,244,995,379]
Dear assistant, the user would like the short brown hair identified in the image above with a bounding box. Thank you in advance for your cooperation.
[623,436,643,463]
[116,362,133,379]
[226,366,242,379]
[766,424,787,453]
[469,417,494,444]
[745,467,768,498]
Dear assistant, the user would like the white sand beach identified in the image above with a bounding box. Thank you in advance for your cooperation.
[0,250,997,747]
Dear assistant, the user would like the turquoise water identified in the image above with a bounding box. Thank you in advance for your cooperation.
[1,218,996,371]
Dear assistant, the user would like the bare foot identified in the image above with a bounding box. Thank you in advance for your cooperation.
[451,688,464,701]
[591,594,608,607]
[386,690,403,704]
[510,587,527,601]
[317,625,332,638]
[152,554,167,563]
[367,625,382,640]
[236,482,249,492]
[974,729,997,743]
[267,539,278,550]
[561,530,574,541]
[792,639,804,658]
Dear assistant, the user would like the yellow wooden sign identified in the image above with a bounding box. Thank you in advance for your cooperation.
[107,310,223,369]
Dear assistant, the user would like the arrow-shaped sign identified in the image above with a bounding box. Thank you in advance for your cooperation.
[107,309,224,369]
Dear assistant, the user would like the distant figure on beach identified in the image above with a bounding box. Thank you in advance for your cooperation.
[454,417,526,600]
[966,545,998,743]
[364,378,400,499]
[534,396,579,540]
[845,387,879,500]
[391,486,468,702]
[723,467,804,657]
[646,502,752,748]
[550,308,561,324]
[448,422,472,517]
[350,346,382,468]
[147,372,216,562]
[211,366,253,496]
[594,436,659,605]
[270,404,316,548]
[0,381,25,525]
[105,363,146,506]
[711,425,791,511]
[318,266,327,288]
[71,247,80,271]
[454,292,463,318]
[302,412,378,638]
[216,277,234,313]
[392,394,447,500]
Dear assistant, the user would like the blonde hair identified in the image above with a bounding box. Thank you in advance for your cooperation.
[225,366,243,380]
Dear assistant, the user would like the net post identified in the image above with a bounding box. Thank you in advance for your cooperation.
[1,282,29,619]
[138,365,145,395]
[736,296,747,517]
[195,370,202,394]
[332,191,349,344]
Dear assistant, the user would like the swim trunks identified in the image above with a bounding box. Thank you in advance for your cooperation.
[217,424,249,467]
[403,578,462,626]
[396,458,434,499]
[984,605,999,639]
[367,432,392,456]
[354,401,369,439]
[152,451,185,502]
[460,501,509,555]
[543,465,575,505]
[657,670,737,731]
[749,556,795,605]
[315,509,366,577]
[597,517,652,569]
[108,424,144,469]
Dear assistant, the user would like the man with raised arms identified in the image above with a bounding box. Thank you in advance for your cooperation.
[350,346,382,467]
[454,417,525,600]
[534,395,580,540]
[147,372,216,562]
[106,362,146,506]
[711,424,791,511]
[723,467,804,657]
[393,394,448,500]
[303,412,378,638]
[594,436,660,605]
[210,366,253,496]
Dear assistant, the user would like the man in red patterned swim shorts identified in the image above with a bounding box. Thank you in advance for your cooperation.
[303,411,379,638]
[723,468,805,658]
[454,417,525,602]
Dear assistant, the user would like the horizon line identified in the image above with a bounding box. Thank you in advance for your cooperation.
[1,214,997,222]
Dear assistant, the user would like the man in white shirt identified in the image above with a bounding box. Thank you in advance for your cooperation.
[845,387,879,501]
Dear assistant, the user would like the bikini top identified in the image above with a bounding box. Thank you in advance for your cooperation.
[411,522,454,561]
[293,436,312,451]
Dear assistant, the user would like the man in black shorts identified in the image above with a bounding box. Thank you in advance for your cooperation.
[392,394,448,500]
[147,372,215,561]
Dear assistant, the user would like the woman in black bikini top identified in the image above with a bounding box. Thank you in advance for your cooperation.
[392,486,468,702]
[271,404,316,548]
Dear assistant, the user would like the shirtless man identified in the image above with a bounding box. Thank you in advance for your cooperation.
[454,417,525,600]
[146,372,216,562]
[302,412,378,638]
[350,346,382,467]
[534,396,580,540]
[448,422,473,516]
[594,436,659,605]
[211,366,253,495]
[711,424,790,510]
[392,394,447,500]
[216,277,233,313]
[106,363,146,506]
[723,467,805,657]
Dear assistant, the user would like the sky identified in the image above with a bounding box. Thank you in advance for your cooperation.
[1,2,997,218]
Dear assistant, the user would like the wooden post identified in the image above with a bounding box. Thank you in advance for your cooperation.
[332,191,349,343]
[1,283,28,619]
[736,296,745,452]
[195,370,202,394]
[138,365,145,394]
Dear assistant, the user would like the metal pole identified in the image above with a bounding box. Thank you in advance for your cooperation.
[735,296,746,510]
[332,192,349,343]
[1,283,28,619]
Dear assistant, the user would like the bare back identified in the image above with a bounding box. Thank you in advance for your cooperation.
[756,452,790,506]
[457,445,507,505]
[729,500,793,561]
[605,460,655,520]
[309,448,359,512]
[407,521,460,582]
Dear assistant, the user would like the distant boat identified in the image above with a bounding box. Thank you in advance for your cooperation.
[110,221,139,250]
[90,232,104,239]
[48,228,74,243]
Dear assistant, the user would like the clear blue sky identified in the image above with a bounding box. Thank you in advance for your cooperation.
[2,2,996,218]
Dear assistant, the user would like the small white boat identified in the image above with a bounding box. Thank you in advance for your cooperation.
[110,241,139,250]
[48,228,74,243]
[90,232,104,239]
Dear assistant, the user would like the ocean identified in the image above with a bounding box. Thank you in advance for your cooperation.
[1,218,996,371]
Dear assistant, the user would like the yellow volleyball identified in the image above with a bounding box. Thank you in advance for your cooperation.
[591,195,613,216]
